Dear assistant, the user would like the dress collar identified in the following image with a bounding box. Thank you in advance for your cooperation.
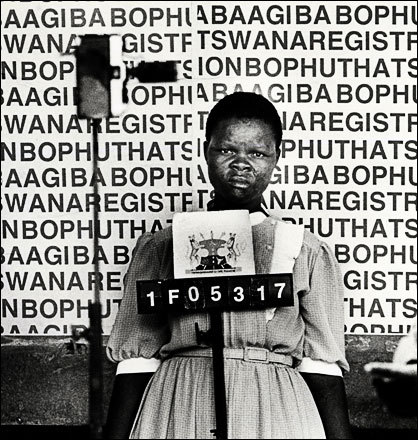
[207,199,269,226]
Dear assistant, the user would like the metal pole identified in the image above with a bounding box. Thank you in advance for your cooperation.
[209,310,228,440]
[89,119,103,439]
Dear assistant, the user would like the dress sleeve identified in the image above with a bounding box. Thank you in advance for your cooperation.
[106,233,169,363]
[300,241,349,373]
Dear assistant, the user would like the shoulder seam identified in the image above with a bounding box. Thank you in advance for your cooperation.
[302,229,321,252]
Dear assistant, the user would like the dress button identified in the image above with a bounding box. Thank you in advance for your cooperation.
[266,244,273,251]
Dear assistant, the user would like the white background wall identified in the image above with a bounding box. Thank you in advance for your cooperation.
[1,1,416,335]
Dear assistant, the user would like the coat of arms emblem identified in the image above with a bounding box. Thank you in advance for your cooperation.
[188,231,245,272]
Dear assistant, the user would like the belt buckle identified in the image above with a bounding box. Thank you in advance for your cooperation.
[243,347,269,363]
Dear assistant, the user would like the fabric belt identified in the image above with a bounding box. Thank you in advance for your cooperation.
[171,347,294,367]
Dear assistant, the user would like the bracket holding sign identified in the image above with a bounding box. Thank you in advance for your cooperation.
[75,34,177,119]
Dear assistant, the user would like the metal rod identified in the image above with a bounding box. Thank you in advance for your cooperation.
[89,119,103,439]
[92,119,101,305]
[210,310,228,440]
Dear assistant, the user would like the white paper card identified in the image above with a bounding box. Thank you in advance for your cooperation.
[173,210,255,279]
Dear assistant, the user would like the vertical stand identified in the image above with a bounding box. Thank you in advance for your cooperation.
[89,119,103,439]
[74,35,178,438]
[209,311,228,440]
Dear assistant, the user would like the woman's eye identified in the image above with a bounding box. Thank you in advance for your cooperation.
[251,152,264,158]
[220,149,234,154]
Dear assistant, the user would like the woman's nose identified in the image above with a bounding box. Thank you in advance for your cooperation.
[230,156,252,171]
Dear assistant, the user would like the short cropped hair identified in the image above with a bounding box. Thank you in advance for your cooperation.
[205,92,283,152]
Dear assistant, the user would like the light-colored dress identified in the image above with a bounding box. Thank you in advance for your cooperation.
[107,217,349,439]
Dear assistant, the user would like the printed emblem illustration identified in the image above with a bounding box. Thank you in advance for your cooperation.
[187,231,246,273]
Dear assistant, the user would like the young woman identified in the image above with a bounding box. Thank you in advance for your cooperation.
[105,93,352,439]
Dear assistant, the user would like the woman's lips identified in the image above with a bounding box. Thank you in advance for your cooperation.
[228,175,251,188]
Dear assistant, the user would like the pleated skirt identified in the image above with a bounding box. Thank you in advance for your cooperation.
[129,357,325,439]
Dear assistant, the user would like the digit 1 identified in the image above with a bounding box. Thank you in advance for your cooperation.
[257,285,265,301]
[146,290,155,307]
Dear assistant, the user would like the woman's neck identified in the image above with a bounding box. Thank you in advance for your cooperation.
[207,195,263,213]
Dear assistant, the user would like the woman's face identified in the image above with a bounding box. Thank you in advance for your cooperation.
[205,117,278,211]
